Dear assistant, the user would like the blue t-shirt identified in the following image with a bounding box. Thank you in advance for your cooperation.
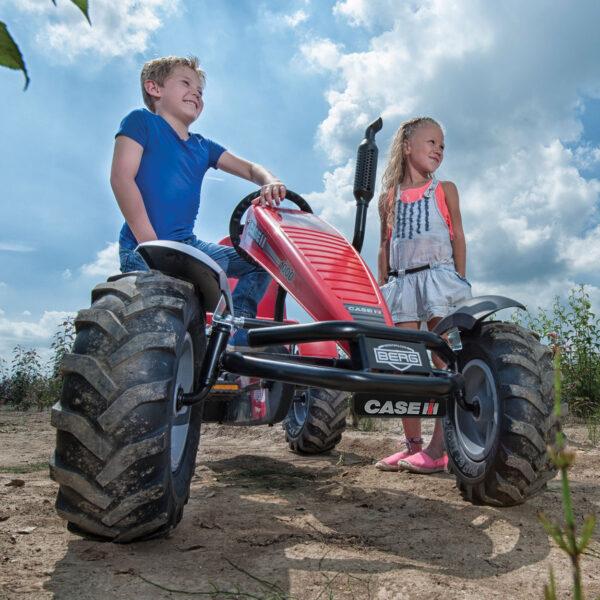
[116,108,226,249]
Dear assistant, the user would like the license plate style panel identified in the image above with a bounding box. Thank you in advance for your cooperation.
[359,337,431,374]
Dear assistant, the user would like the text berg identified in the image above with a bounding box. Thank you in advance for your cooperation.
[363,399,439,416]
[375,347,421,365]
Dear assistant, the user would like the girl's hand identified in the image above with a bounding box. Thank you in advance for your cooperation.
[255,182,286,207]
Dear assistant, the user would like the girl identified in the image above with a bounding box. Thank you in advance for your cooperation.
[375,117,472,474]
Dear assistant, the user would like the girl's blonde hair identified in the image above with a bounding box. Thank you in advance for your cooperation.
[378,116,441,230]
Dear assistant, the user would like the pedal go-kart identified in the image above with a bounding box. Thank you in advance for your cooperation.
[51,118,557,542]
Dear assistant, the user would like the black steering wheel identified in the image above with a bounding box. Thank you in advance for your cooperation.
[229,189,313,264]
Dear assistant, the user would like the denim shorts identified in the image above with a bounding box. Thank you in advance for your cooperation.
[380,264,472,323]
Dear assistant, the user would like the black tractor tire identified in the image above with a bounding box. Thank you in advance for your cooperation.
[50,271,206,542]
[283,388,348,454]
[444,321,558,506]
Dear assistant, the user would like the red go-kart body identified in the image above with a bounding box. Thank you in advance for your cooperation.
[239,206,393,335]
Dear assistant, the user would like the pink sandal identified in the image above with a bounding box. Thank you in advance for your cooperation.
[397,451,448,474]
[375,437,423,471]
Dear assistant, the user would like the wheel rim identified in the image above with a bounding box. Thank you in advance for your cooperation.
[291,390,309,431]
[171,333,193,472]
[455,358,500,462]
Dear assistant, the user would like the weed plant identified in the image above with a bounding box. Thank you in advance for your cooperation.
[0,318,74,410]
[513,285,600,418]
[539,353,597,600]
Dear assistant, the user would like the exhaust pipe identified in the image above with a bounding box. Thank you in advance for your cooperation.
[352,117,383,253]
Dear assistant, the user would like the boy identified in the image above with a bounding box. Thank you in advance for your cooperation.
[111,56,286,348]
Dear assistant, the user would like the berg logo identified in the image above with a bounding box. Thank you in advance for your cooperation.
[373,344,422,372]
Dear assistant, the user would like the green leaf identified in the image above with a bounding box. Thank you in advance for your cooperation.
[539,513,569,552]
[50,0,91,24]
[544,568,557,600]
[577,514,597,553]
[69,0,91,25]
[0,22,29,90]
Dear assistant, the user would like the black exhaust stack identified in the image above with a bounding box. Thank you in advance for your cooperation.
[352,117,383,253]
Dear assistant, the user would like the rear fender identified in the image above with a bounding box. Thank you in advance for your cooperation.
[137,241,233,314]
[433,295,525,335]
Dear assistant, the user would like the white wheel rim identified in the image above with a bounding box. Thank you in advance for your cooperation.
[171,333,193,472]
[455,358,500,462]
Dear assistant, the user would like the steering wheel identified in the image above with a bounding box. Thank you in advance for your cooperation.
[229,189,313,264]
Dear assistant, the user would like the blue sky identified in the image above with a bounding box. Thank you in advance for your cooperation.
[1,0,600,363]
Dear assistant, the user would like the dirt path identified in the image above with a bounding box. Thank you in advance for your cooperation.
[1,408,599,599]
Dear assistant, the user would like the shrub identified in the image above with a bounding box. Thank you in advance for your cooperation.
[0,317,74,410]
[514,285,600,417]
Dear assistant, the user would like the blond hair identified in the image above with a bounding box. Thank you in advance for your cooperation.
[378,116,441,230]
[140,56,206,111]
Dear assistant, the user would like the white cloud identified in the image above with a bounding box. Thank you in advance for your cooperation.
[284,9,309,28]
[6,0,53,14]
[303,160,356,231]
[8,0,180,60]
[261,7,310,32]
[560,225,600,273]
[0,310,71,340]
[300,38,343,72]
[22,310,31,316]
[573,144,600,171]
[472,278,600,324]
[301,0,600,312]
[0,243,35,252]
[62,268,72,280]
[333,0,402,29]
[461,141,600,285]
[0,309,75,363]
[81,242,120,278]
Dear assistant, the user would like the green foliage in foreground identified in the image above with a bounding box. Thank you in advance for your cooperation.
[513,285,600,417]
[0,0,90,90]
[539,354,597,600]
[0,318,74,410]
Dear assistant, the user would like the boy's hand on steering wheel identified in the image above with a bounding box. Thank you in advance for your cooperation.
[254,182,287,207]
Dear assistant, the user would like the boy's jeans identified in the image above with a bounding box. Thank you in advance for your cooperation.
[119,235,271,319]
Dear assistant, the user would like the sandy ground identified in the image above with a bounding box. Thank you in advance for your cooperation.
[1,408,599,600]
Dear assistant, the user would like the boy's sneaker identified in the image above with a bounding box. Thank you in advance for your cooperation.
[226,328,266,353]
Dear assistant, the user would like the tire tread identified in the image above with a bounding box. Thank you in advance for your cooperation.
[447,321,557,507]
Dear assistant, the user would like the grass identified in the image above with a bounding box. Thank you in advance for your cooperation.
[0,461,49,474]
[583,406,600,446]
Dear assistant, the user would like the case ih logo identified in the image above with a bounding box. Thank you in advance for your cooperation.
[246,220,295,281]
[246,220,266,248]
[374,344,422,372]
[347,305,382,315]
[364,399,440,416]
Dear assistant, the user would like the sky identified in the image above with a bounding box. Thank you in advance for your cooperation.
[1,0,600,365]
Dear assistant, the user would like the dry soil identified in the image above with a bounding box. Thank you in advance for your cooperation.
[1,408,599,599]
